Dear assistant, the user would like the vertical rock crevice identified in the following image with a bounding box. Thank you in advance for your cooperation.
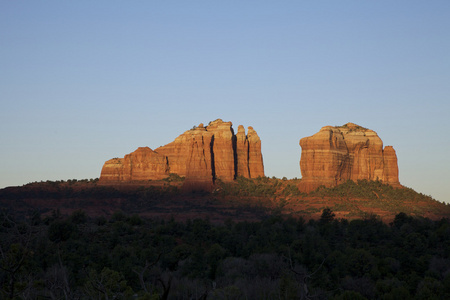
[210,135,216,183]
[232,134,238,180]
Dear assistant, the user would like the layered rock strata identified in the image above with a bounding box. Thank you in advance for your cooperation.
[235,125,250,178]
[100,147,169,182]
[182,127,214,191]
[299,123,401,192]
[99,119,264,190]
[206,120,235,182]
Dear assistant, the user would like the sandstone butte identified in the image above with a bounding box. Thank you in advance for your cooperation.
[99,119,264,191]
[298,123,401,192]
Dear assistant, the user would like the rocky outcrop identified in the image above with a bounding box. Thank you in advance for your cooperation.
[99,119,265,190]
[182,127,214,191]
[382,146,400,186]
[247,126,265,178]
[299,126,349,191]
[206,120,236,182]
[155,132,191,177]
[100,158,125,182]
[100,147,169,182]
[235,125,250,178]
[299,123,401,192]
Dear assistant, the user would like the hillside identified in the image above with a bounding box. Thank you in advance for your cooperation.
[1,177,449,223]
[1,181,450,299]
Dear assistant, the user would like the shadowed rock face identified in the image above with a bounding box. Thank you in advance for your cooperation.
[99,119,264,191]
[299,123,401,192]
[181,127,214,191]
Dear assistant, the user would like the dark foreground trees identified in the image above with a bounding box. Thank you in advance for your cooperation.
[1,209,449,299]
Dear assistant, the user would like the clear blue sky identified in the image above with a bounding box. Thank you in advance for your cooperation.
[1,1,449,203]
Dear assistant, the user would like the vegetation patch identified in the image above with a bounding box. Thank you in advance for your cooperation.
[1,210,449,299]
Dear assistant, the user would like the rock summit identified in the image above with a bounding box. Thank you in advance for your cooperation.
[99,119,264,191]
[299,123,400,192]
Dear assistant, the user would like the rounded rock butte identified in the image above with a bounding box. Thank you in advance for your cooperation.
[298,123,401,193]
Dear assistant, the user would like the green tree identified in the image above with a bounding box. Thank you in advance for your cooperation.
[84,267,133,300]
[415,277,444,300]
[333,290,367,300]
[48,220,77,242]
[320,207,336,225]
[69,210,87,224]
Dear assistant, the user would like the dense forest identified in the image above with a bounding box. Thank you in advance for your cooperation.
[1,208,449,299]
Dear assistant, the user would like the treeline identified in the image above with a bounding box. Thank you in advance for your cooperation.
[26,178,99,186]
[217,176,305,198]
[0,184,179,202]
[1,210,449,299]
[309,179,436,202]
[216,177,450,217]
[218,177,442,204]
[3,177,446,210]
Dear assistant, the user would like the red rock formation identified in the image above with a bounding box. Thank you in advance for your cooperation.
[247,126,265,178]
[100,158,126,182]
[299,126,349,192]
[206,120,235,182]
[99,147,169,182]
[155,133,191,177]
[235,125,250,178]
[182,128,214,191]
[99,119,265,190]
[299,123,400,192]
[383,146,401,187]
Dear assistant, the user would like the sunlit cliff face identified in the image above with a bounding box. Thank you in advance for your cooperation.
[99,119,264,191]
[299,123,400,193]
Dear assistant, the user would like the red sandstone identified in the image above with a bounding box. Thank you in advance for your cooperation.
[298,123,401,192]
[99,119,265,191]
